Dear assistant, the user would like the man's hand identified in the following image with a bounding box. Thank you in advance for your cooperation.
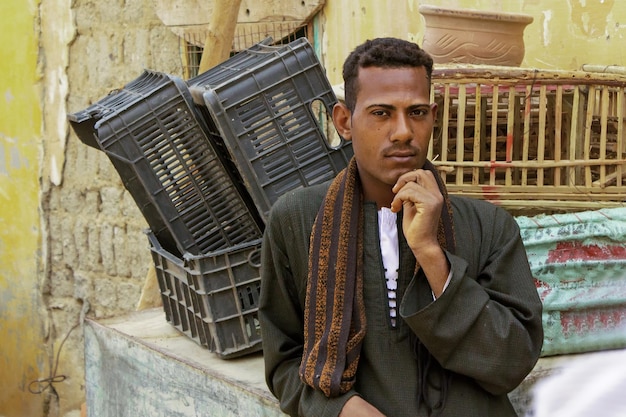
[339,396,386,417]
[390,169,450,297]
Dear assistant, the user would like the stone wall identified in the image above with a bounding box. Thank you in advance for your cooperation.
[42,0,181,414]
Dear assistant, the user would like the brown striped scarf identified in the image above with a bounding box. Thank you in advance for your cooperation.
[299,157,456,397]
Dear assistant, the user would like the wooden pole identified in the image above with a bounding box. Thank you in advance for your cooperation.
[137,0,242,311]
[198,0,242,74]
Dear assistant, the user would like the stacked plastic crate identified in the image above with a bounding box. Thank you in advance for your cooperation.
[69,38,353,358]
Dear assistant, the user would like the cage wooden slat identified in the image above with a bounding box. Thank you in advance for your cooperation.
[433,66,626,86]
[537,85,548,187]
[618,88,624,187]
[505,86,516,186]
[441,84,451,165]
[584,86,596,187]
[428,83,435,160]
[444,186,626,198]
[599,86,610,187]
[456,85,467,185]
[445,196,625,209]
[554,85,563,186]
[567,88,580,187]
[472,85,483,185]
[437,158,625,170]
[489,85,499,186]
[521,84,532,186]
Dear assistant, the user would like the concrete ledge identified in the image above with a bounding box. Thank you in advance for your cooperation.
[84,308,282,417]
[84,308,621,416]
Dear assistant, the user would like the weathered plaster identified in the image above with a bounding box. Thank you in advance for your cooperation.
[570,0,615,38]
[42,0,182,414]
[40,0,75,186]
[542,10,552,47]
[321,0,626,85]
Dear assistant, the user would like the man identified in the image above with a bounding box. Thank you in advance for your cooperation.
[259,37,543,417]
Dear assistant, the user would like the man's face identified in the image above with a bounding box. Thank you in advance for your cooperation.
[335,66,437,202]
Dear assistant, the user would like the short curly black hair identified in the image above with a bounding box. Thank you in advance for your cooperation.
[342,38,433,112]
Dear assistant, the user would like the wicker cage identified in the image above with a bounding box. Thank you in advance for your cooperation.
[429,66,626,212]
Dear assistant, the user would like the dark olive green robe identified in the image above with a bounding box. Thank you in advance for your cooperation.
[259,182,543,417]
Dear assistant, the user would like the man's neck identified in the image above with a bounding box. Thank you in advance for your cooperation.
[361,183,395,210]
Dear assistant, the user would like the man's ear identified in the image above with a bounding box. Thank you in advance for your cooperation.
[332,101,352,141]
[430,102,438,122]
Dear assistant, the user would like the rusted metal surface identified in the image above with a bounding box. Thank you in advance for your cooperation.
[518,207,626,356]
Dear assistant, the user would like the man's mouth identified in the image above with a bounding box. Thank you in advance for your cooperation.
[387,151,415,158]
[385,150,417,161]
[384,146,418,159]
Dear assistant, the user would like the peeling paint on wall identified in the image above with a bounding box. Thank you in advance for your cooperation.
[1,135,32,175]
[0,139,7,176]
[542,10,552,46]
[40,0,75,186]
[5,88,15,103]
[570,0,615,38]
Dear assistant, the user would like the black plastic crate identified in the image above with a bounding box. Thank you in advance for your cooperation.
[68,70,264,256]
[189,38,354,220]
[148,235,212,348]
[147,230,263,359]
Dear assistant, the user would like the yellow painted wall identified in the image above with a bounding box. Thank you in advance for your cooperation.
[0,1,623,416]
[321,0,626,85]
[0,0,47,416]
[321,1,424,84]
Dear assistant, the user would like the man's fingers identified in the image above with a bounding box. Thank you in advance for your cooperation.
[392,169,438,193]
[390,182,427,213]
[390,170,443,214]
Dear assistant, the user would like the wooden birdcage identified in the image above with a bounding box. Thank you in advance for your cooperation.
[429,66,626,212]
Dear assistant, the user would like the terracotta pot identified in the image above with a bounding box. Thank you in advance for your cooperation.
[419,5,534,67]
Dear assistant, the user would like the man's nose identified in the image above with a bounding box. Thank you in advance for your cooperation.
[391,114,413,143]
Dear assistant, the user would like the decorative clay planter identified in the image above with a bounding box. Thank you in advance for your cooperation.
[419,5,534,67]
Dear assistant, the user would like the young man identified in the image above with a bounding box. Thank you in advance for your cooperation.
[259,37,543,417]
